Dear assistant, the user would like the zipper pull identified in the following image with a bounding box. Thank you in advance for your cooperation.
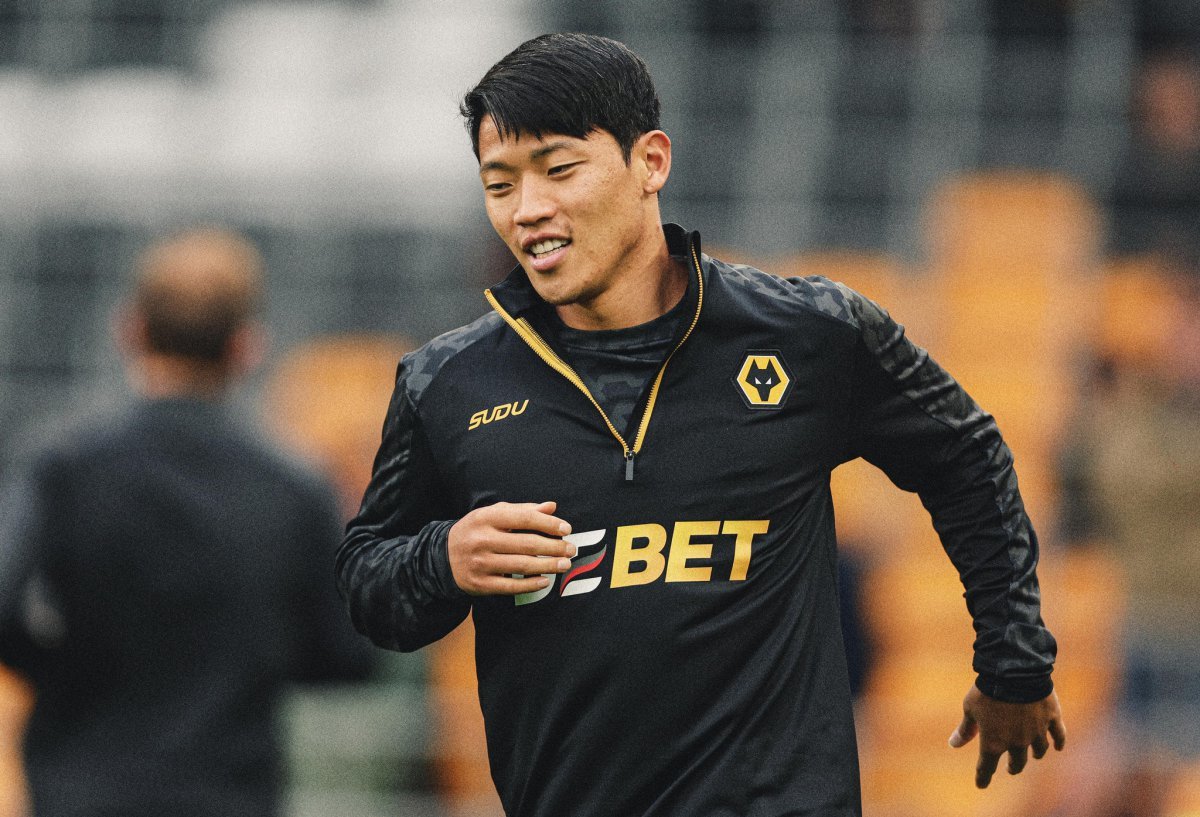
[624,451,635,482]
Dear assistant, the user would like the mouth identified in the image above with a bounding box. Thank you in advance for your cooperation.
[524,237,571,272]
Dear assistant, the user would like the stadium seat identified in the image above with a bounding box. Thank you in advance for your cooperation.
[1164,759,1200,817]
[861,746,1040,817]
[0,665,32,817]
[918,171,1103,527]
[265,333,414,514]
[1094,254,1179,370]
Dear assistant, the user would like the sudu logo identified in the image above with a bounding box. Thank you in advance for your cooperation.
[469,399,529,430]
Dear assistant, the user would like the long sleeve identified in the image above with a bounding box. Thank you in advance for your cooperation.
[336,358,471,653]
[840,286,1056,703]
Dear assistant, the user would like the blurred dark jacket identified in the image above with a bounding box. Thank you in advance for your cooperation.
[0,396,373,817]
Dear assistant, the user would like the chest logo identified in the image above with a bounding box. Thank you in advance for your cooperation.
[468,399,528,430]
[733,351,793,409]
[513,520,771,606]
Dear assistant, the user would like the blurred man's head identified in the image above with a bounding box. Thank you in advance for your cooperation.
[119,227,265,396]
[1137,49,1200,154]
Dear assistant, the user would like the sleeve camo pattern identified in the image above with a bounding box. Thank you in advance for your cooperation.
[836,281,1057,703]
[336,348,474,653]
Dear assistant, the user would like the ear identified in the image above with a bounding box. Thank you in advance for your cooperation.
[636,130,672,195]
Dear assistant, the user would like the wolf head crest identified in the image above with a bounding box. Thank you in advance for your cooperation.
[734,351,794,409]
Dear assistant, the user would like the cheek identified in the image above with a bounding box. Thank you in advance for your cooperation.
[485,200,515,240]
[575,176,641,234]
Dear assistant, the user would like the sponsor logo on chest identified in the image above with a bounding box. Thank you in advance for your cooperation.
[515,518,771,605]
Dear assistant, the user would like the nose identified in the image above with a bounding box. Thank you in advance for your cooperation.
[513,177,556,226]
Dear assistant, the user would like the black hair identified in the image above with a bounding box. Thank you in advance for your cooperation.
[461,32,661,163]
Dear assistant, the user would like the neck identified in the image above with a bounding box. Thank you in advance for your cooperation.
[130,355,232,400]
[555,232,688,331]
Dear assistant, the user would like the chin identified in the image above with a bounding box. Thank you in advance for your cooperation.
[525,278,576,307]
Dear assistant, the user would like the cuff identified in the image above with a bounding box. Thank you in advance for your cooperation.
[975,673,1054,704]
[428,519,469,600]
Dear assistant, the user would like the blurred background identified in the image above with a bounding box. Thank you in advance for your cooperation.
[2,0,1200,815]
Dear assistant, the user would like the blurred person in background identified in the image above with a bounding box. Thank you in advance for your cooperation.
[1109,47,1200,256]
[0,227,373,817]
[1059,243,1200,817]
[338,32,1064,817]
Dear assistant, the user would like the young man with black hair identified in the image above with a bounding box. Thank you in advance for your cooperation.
[339,33,1065,816]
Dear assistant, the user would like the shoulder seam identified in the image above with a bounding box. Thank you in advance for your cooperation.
[402,311,507,412]
[709,258,864,332]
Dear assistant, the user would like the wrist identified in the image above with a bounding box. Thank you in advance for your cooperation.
[975,673,1053,704]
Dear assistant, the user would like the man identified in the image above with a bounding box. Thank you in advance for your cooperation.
[338,33,1065,816]
[0,228,372,817]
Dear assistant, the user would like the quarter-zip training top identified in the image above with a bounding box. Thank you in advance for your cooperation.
[337,223,1056,817]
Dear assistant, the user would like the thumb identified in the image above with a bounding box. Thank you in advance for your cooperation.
[949,711,978,749]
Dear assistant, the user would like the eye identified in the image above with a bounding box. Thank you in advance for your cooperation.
[484,181,512,195]
[548,162,578,176]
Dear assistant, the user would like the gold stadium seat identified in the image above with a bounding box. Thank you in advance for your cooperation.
[0,665,32,817]
[265,333,415,515]
[919,171,1103,528]
[1094,255,1179,370]
[1164,759,1200,817]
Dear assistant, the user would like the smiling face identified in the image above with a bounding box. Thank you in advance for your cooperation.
[477,116,673,326]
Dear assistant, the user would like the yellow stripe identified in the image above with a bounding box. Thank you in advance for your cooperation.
[632,243,704,454]
[485,239,705,461]
[484,289,631,456]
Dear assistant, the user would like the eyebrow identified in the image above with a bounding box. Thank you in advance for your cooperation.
[479,140,576,174]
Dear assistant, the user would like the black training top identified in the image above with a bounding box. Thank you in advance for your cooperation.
[339,224,1056,817]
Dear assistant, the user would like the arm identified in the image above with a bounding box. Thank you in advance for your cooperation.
[838,285,1064,784]
[336,360,574,652]
[336,359,472,652]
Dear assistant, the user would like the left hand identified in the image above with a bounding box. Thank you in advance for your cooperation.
[949,685,1066,788]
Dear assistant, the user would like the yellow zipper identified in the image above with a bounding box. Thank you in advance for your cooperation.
[484,242,705,480]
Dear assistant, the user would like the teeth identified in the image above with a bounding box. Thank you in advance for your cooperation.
[530,238,569,256]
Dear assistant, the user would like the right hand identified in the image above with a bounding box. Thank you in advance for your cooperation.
[448,501,575,596]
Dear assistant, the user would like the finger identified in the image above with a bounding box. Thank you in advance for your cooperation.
[1050,717,1067,751]
[497,532,577,558]
[483,573,553,597]
[976,749,1001,789]
[1031,735,1050,760]
[491,554,572,577]
[505,501,571,537]
[949,712,978,748]
[1007,746,1028,776]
